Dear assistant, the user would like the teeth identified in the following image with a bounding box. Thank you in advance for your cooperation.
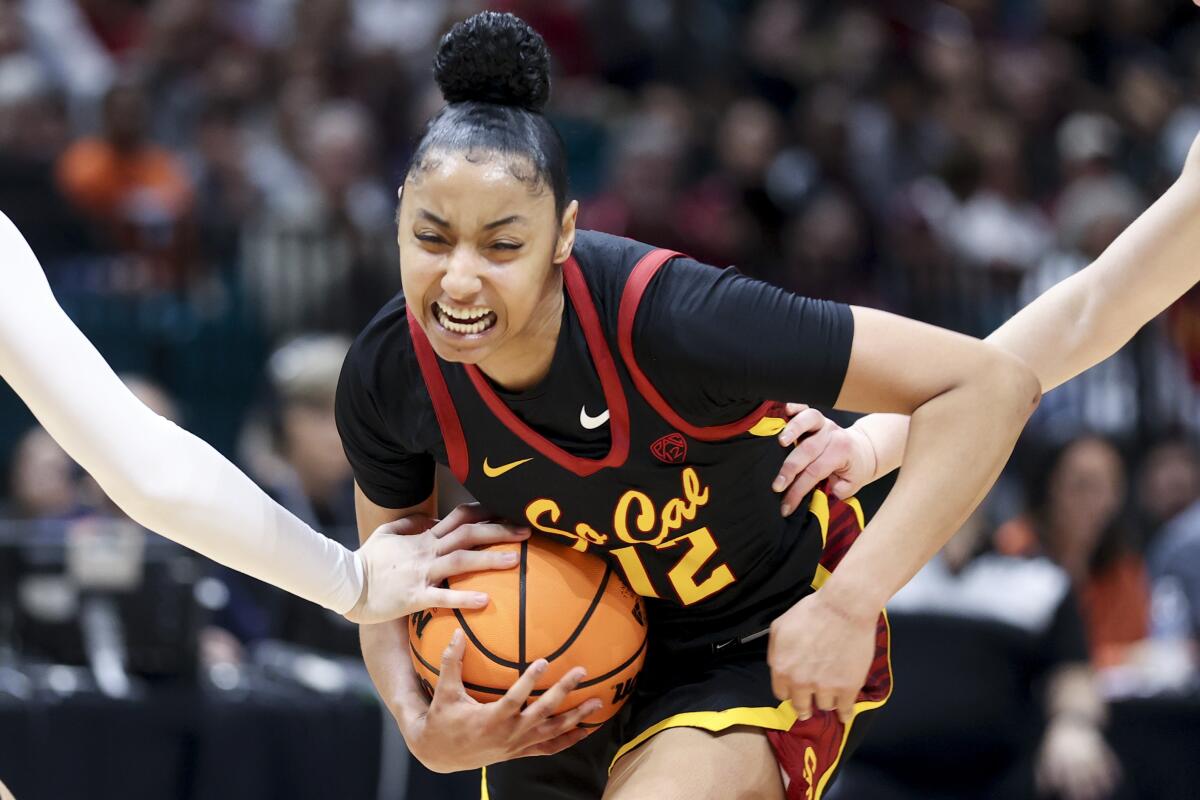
[435,302,496,335]
[436,301,492,321]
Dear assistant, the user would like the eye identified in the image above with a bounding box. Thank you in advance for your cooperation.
[491,241,523,251]
[415,233,448,246]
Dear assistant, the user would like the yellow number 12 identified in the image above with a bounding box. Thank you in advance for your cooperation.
[610,527,735,606]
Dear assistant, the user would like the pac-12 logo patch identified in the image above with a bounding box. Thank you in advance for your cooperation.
[651,432,687,464]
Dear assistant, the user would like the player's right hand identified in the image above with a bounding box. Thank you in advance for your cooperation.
[345,504,531,624]
[404,628,603,773]
[771,404,876,514]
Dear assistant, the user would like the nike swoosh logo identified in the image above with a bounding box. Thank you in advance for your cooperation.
[482,457,533,478]
[580,406,610,430]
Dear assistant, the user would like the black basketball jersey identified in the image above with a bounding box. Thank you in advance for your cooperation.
[405,236,833,648]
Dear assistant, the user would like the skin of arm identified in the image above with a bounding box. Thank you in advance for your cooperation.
[355,486,442,733]
[1036,664,1121,800]
[847,133,1200,486]
[768,306,1041,721]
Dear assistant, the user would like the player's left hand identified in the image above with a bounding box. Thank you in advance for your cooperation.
[1035,717,1121,800]
[767,589,876,724]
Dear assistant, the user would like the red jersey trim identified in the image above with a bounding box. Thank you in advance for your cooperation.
[617,248,772,441]
[408,312,470,483]
[463,255,632,477]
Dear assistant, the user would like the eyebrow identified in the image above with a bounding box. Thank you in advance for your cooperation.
[417,209,449,227]
[414,210,526,230]
[483,215,525,230]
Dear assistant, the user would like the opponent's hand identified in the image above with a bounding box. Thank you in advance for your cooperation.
[405,628,603,773]
[1035,717,1121,800]
[345,504,530,624]
[772,404,876,514]
[768,590,876,724]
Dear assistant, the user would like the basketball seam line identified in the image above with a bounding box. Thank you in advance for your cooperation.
[543,562,614,664]
[451,605,522,670]
[409,634,648,697]
[518,539,528,673]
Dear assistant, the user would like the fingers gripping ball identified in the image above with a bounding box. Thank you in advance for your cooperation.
[410,536,647,725]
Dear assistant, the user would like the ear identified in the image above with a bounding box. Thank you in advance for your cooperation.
[553,200,579,265]
[394,186,404,238]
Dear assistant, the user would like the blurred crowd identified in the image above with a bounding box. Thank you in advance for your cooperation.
[2,0,1200,797]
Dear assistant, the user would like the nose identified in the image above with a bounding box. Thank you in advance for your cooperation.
[440,248,484,300]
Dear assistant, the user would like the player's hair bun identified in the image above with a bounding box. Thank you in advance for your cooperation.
[433,12,551,113]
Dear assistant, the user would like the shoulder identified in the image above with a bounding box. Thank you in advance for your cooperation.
[569,229,658,314]
[343,291,415,392]
[339,292,435,451]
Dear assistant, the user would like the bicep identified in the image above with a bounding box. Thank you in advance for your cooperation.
[353,482,437,544]
[833,306,1004,414]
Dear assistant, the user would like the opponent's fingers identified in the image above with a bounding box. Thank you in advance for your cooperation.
[834,688,858,724]
[430,503,493,538]
[428,548,521,583]
[435,522,530,556]
[829,477,861,500]
[432,628,469,704]
[419,587,490,611]
[777,407,827,448]
[772,428,831,493]
[519,667,587,725]
[783,403,809,416]
[814,688,838,713]
[514,726,594,759]
[527,697,604,743]
[494,659,548,716]
[791,687,814,722]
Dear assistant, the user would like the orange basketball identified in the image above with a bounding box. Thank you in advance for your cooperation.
[409,536,647,726]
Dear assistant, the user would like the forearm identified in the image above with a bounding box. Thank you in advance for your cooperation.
[992,153,1200,393]
[1046,664,1106,726]
[0,212,363,613]
[362,620,430,733]
[823,359,1038,616]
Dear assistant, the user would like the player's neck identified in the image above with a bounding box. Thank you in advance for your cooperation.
[478,278,565,393]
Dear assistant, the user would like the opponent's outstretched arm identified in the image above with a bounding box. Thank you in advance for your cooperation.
[0,211,491,623]
[773,130,1200,503]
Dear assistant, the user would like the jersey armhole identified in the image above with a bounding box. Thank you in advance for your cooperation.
[407,313,470,483]
[616,248,773,441]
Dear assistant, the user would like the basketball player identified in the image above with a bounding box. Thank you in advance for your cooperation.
[0,9,1191,800]
[339,13,1041,800]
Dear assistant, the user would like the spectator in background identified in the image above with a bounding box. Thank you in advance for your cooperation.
[4,427,80,521]
[241,100,398,339]
[0,53,92,261]
[830,505,1121,800]
[189,102,262,268]
[56,78,196,288]
[1137,436,1200,543]
[998,435,1151,669]
[1147,440,1200,648]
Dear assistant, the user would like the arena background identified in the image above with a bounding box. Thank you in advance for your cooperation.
[1,0,1199,798]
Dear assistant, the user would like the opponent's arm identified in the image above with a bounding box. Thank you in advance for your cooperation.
[769,307,1041,721]
[0,211,369,613]
[775,130,1200,500]
[851,153,1200,477]
[353,486,600,773]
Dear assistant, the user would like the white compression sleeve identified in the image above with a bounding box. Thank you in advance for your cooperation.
[0,212,364,614]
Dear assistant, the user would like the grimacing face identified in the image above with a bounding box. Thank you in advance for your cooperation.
[398,152,577,377]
